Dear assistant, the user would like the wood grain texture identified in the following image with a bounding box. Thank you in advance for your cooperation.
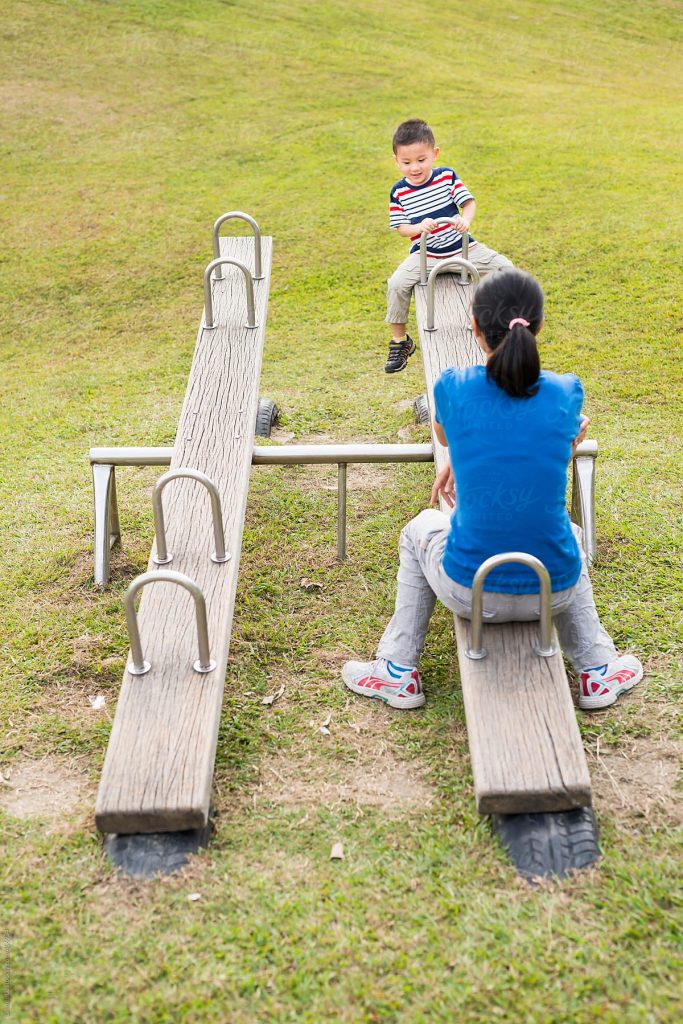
[96,236,272,834]
[414,274,591,813]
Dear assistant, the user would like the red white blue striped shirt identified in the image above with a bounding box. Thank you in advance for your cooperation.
[389,167,475,258]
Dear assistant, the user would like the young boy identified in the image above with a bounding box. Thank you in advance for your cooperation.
[385,118,513,373]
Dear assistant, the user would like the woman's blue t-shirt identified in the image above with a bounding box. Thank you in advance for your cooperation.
[434,366,583,594]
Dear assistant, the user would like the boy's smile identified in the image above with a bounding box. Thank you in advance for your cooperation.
[394,140,439,185]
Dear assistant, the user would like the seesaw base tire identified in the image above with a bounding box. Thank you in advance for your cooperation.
[255,397,280,438]
[103,821,212,877]
[413,394,430,426]
[492,806,599,881]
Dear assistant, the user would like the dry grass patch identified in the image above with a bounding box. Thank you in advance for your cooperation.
[254,742,434,815]
[0,754,92,825]
[397,424,430,441]
[220,648,436,819]
[26,627,121,728]
[0,80,120,127]
[589,737,683,829]
[267,425,296,444]
[258,657,435,814]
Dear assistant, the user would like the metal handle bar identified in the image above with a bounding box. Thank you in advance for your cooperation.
[203,257,257,331]
[419,218,470,287]
[152,468,230,566]
[124,570,216,675]
[250,442,434,465]
[465,552,558,660]
[89,440,597,467]
[426,257,480,332]
[212,211,263,281]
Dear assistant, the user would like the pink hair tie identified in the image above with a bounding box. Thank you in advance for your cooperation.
[508,317,530,330]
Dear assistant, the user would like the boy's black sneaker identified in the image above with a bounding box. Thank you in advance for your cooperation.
[384,335,416,373]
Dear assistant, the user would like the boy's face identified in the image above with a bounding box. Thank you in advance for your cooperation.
[394,141,439,185]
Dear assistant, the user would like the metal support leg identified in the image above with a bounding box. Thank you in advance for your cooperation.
[89,442,433,580]
[93,463,119,587]
[337,463,347,561]
[571,443,597,564]
[109,469,121,549]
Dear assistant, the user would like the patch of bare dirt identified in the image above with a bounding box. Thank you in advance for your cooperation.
[0,755,93,824]
[397,424,429,441]
[253,744,434,813]
[589,737,683,828]
[29,675,115,728]
[71,632,105,669]
[221,646,436,817]
[268,426,296,444]
[26,628,120,727]
[262,459,393,497]
[320,462,393,492]
[251,687,434,814]
[296,432,336,445]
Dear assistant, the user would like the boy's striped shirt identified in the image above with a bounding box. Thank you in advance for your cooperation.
[389,166,476,257]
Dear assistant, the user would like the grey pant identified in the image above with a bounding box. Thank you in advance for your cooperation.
[376,509,617,673]
[386,242,514,325]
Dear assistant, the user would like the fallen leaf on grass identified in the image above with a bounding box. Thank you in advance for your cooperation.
[300,578,323,593]
[330,843,344,861]
[261,684,285,706]
[319,712,332,735]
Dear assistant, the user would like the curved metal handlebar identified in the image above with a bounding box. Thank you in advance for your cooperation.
[152,468,231,566]
[203,257,257,331]
[465,552,558,661]
[419,219,470,287]
[425,258,480,332]
[212,211,263,281]
[124,570,216,675]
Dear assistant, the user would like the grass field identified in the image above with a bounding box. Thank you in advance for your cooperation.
[1,0,682,1020]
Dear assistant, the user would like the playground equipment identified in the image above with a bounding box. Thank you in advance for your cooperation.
[418,219,472,286]
[90,443,435,586]
[92,213,599,879]
[90,437,596,583]
[412,250,599,876]
[96,215,272,848]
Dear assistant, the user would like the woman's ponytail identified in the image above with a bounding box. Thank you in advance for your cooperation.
[486,321,541,398]
[472,269,544,398]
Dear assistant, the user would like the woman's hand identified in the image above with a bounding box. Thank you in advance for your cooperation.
[572,416,591,455]
[431,463,455,508]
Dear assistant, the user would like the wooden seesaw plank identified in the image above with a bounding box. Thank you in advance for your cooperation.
[414,275,591,814]
[95,235,272,834]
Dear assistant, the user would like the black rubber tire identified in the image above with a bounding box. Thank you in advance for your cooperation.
[413,394,430,426]
[103,822,212,878]
[492,806,600,881]
[255,397,280,438]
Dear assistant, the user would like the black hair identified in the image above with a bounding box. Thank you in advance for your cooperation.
[392,119,435,154]
[471,268,544,398]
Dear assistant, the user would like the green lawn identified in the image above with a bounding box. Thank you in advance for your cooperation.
[1,0,682,1020]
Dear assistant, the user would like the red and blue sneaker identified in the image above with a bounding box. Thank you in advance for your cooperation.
[341,657,425,709]
[578,655,643,710]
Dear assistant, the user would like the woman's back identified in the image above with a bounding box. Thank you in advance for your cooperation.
[434,365,582,593]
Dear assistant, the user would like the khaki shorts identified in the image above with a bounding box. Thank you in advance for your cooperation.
[386,242,514,324]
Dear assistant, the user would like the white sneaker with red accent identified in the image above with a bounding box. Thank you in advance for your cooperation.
[341,658,425,709]
[578,655,643,710]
